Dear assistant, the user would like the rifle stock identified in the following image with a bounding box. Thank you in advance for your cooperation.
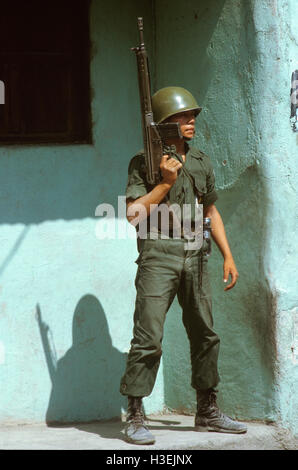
[132,17,181,185]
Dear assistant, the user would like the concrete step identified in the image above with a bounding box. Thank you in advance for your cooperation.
[0,414,297,450]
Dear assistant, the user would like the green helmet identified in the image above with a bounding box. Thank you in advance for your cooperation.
[152,86,202,123]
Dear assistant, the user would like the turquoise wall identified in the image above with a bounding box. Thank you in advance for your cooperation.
[155,0,275,422]
[0,0,162,423]
[0,0,297,437]
[156,0,298,436]
[251,0,298,436]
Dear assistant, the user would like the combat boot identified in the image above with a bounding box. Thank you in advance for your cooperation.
[124,396,156,445]
[195,388,247,434]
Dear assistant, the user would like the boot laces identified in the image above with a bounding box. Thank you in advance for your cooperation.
[197,389,221,418]
[127,398,147,428]
[131,409,145,428]
[208,391,234,421]
[209,391,218,408]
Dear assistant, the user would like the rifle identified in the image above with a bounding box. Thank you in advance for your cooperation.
[132,17,182,185]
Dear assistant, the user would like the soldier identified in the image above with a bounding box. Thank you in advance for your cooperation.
[120,87,247,445]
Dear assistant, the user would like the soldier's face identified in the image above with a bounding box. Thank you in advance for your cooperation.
[167,110,197,140]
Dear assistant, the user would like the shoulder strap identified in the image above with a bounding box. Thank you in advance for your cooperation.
[175,154,203,204]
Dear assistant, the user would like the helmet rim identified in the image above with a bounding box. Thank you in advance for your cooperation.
[159,106,202,124]
[152,86,202,124]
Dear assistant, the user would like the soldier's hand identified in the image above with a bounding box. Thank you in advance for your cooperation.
[160,154,182,186]
[223,257,239,291]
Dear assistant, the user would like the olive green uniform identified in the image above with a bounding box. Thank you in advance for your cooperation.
[120,144,220,397]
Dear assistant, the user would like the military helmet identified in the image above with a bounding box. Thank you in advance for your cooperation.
[152,86,202,123]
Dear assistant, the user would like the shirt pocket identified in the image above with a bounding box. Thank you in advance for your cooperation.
[194,177,207,199]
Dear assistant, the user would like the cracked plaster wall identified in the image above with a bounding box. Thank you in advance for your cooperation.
[155,0,297,436]
[0,0,296,437]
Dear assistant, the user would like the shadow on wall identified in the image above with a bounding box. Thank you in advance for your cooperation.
[210,164,277,420]
[162,164,277,421]
[155,0,226,103]
[36,295,127,424]
[158,0,277,421]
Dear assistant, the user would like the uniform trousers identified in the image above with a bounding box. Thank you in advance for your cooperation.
[120,238,220,397]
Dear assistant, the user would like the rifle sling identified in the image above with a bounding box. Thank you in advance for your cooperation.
[175,153,203,204]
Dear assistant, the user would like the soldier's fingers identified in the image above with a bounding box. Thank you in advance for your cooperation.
[164,162,177,171]
[224,271,238,291]
[223,267,230,284]
[166,159,182,168]
[160,154,169,166]
[165,157,177,165]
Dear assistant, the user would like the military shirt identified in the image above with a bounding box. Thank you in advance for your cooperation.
[126,144,218,238]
